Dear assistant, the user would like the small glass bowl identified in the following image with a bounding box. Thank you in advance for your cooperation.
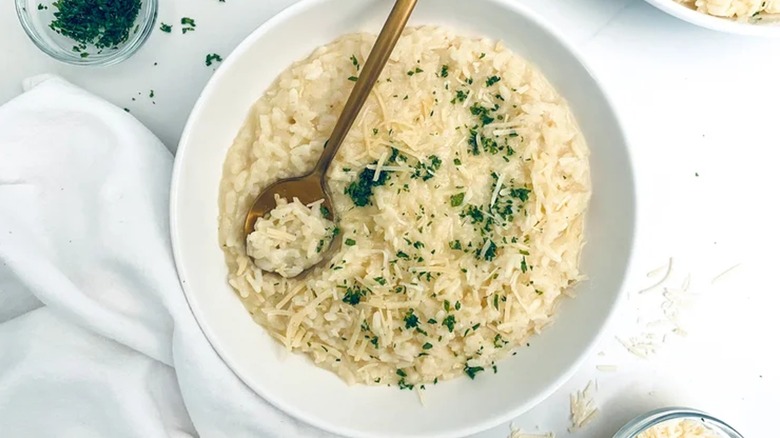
[16,0,158,66]
[613,407,744,438]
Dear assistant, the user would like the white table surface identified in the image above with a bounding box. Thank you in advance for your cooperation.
[2,0,778,437]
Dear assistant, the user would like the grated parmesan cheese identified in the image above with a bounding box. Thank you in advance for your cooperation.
[637,418,723,438]
[568,380,598,432]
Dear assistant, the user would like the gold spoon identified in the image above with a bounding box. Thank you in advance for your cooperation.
[243,0,419,275]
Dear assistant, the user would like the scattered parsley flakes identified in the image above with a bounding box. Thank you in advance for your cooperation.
[345,166,389,207]
[486,75,501,86]
[159,23,172,33]
[181,17,196,34]
[442,315,456,332]
[450,193,465,207]
[440,64,449,78]
[350,54,360,70]
[342,285,368,305]
[451,89,469,104]
[509,187,531,202]
[464,364,485,379]
[422,342,433,350]
[205,53,223,67]
[403,309,419,329]
[407,67,424,76]
[344,238,356,246]
[347,76,358,82]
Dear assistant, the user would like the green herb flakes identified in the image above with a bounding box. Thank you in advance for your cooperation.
[464,364,484,379]
[450,193,465,207]
[205,53,223,67]
[342,285,368,305]
[49,0,142,51]
[442,315,456,332]
[344,238,356,246]
[486,75,501,86]
[403,310,419,329]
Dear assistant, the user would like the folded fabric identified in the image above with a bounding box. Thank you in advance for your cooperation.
[0,75,329,438]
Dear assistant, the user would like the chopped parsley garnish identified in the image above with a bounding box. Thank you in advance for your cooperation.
[449,240,463,250]
[181,17,196,34]
[479,52,486,59]
[320,205,330,217]
[450,193,465,207]
[396,369,407,378]
[398,379,414,390]
[451,89,469,104]
[412,155,442,181]
[494,334,508,348]
[440,65,449,78]
[461,205,484,224]
[160,23,172,33]
[374,276,387,285]
[403,310,419,329]
[470,103,495,125]
[481,240,498,261]
[509,187,531,202]
[350,54,360,70]
[486,75,501,86]
[453,158,462,166]
[396,251,410,260]
[344,238,356,246]
[521,257,528,273]
[48,0,142,51]
[205,53,222,67]
[443,300,451,312]
[407,67,424,76]
[413,241,425,249]
[422,342,433,350]
[442,315,456,332]
[493,294,500,310]
[464,364,485,379]
[347,76,358,82]
[315,239,325,253]
[345,166,390,207]
[454,301,461,311]
[342,285,368,305]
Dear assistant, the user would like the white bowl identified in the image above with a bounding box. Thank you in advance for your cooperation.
[170,0,636,437]
[644,0,780,37]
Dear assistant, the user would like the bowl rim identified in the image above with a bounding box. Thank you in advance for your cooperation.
[612,407,745,438]
[15,0,159,66]
[643,0,780,37]
[170,0,637,436]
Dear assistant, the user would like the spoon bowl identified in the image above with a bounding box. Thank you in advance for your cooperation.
[242,0,418,278]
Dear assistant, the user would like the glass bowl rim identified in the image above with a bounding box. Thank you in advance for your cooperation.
[613,407,745,438]
[15,0,158,66]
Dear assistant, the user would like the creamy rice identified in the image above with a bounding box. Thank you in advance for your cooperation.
[676,0,780,21]
[218,26,591,387]
[246,196,336,278]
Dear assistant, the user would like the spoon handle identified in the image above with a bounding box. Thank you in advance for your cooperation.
[314,0,418,175]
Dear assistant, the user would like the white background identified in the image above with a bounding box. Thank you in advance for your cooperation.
[1,0,778,437]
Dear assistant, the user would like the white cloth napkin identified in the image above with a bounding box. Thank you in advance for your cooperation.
[0,75,330,438]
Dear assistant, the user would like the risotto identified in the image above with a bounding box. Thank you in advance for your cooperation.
[246,196,336,278]
[676,0,780,21]
[218,26,591,388]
